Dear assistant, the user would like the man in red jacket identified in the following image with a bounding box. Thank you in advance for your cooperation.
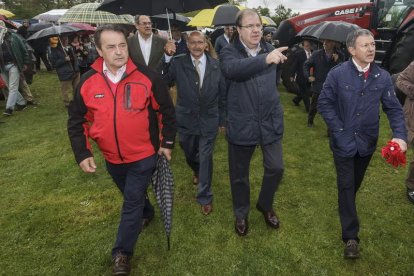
[67,24,176,275]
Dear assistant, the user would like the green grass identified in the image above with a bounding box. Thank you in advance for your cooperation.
[0,70,413,275]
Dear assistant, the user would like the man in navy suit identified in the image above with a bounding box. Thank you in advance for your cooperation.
[162,31,226,215]
[214,26,234,56]
[291,40,312,112]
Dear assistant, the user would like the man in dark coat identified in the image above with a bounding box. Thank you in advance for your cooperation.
[161,31,226,215]
[214,26,233,56]
[318,29,407,259]
[291,39,312,112]
[304,39,344,127]
[220,9,287,236]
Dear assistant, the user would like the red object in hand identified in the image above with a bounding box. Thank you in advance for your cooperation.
[381,140,406,168]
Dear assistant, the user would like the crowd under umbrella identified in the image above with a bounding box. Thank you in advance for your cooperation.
[151,155,174,250]
[58,2,134,25]
[97,0,227,38]
[297,21,361,43]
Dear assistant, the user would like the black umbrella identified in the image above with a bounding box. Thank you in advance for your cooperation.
[151,13,195,31]
[297,21,361,43]
[97,0,227,15]
[27,23,53,35]
[151,155,174,250]
[27,25,81,41]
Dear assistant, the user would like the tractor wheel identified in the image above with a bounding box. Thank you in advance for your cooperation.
[388,25,414,74]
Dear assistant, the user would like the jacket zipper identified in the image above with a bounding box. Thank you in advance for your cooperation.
[100,68,138,162]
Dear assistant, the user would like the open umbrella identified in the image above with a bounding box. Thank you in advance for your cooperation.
[151,13,195,31]
[58,3,134,25]
[151,155,174,250]
[0,15,17,29]
[297,21,361,43]
[0,9,15,18]
[27,22,54,35]
[66,23,96,35]
[26,25,81,41]
[33,9,68,22]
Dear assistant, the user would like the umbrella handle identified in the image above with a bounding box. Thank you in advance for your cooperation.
[165,8,172,40]
[58,37,75,71]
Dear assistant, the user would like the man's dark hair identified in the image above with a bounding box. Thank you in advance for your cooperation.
[346,29,374,49]
[94,24,127,49]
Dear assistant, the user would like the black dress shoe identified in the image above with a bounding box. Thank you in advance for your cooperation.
[407,188,414,204]
[256,204,280,229]
[234,218,248,236]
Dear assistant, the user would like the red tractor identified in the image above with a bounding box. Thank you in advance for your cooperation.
[274,0,414,89]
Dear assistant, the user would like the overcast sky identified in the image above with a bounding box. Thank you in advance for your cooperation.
[244,0,368,14]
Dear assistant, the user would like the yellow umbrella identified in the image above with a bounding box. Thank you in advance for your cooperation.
[0,9,15,18]
[188,4,246,27]
[188,5,274,27]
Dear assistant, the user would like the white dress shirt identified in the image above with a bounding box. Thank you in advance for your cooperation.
[103,62,126,84]
[191,53,207,88]
[137,33,153,66]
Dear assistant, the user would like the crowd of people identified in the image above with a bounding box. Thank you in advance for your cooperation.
[1,8,413,276]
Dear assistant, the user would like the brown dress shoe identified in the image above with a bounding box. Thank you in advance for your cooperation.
[192,175,199,185]
[234,218,248,236]
[256,204,280,229]
[112,252,130,275]
[201,203,213,215]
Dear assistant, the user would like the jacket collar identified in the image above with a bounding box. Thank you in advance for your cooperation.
[347,59,381,79]
[233,37,271,57]
[91,57,137,76]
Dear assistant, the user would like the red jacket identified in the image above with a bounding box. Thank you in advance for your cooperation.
[68,57,176,164]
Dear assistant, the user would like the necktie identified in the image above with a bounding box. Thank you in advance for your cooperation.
[194,59,202,88]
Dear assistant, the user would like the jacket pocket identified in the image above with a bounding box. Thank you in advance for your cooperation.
[123,82,149,112]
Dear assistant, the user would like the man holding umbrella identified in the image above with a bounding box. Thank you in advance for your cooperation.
[67,24,176,275]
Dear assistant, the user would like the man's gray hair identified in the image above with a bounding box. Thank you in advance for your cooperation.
[346,29,374,48]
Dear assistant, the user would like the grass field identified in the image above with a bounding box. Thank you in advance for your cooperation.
[0,70,413,275]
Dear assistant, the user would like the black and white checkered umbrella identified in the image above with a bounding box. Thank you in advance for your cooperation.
[151,155,174,250]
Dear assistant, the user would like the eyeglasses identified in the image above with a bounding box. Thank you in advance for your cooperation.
[139,22,152,26]
[239,24,263,31]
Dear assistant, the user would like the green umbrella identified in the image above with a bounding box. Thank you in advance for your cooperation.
[58,3,134,25]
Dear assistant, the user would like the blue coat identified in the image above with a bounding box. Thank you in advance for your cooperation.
[220,37,284,146]
[161,53,226,138]
[214,34,229,56]
[50,45,79,81]
[318,60,407,157]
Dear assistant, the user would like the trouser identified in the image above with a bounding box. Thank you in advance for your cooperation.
[60,73,80,106]
[179,133,216,204]
[308,92,320,124]
[19,77,34,102]
[228,141,284,219]
[1,64,26,110]
[405,140,414,190]
[34,51,52,71]
[293,82,310,112]
[106,154,156,257]
[333,152,372,242]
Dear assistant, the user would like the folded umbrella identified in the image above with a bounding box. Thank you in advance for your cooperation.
[381,140,406,168]
[151,155,174,250]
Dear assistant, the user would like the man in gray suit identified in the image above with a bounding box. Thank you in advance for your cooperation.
[161,31,226,215]
[128,15,169,71]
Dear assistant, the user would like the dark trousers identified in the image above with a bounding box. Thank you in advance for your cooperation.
[405,140,414,190]
[179,133,215,204]
[333,152,372,242]
[34,51,52,71]
[293,82,310,112]
[106,154,156,257]
[228,141,284,219]
[308,92,320,124]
